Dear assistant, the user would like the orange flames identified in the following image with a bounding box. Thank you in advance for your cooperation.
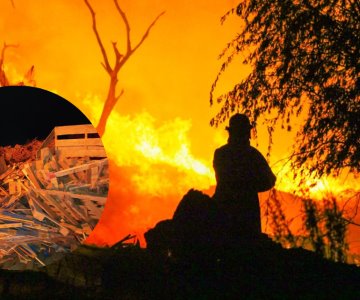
[85,97,215,194]
[1,1,358,249]
[83,97,216,246]
[82,96,360,247]
[272,159,360,200]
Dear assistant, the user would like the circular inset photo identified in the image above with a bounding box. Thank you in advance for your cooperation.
[0,86,108,270]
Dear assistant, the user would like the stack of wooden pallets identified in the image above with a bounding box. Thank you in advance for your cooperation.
[0,125,108,270]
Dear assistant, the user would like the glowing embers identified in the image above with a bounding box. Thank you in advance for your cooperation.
[0,130,108,270]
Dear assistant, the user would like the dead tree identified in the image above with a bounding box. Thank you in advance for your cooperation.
[0,43,16,86]
[0,43,35,87]
[84,0,165,137]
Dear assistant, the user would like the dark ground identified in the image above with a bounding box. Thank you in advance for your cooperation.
[0,237,359,300]
[0,190,358,299]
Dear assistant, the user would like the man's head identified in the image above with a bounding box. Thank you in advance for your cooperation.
[226,113,252,138]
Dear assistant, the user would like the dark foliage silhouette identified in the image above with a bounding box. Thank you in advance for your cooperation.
[210,0,360,178]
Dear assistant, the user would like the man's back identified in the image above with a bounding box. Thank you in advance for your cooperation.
[213,142,275,200]
[213,137,276,237]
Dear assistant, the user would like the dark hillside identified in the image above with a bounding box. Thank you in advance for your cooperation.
[0,228,358,299]
[0,189,358,299]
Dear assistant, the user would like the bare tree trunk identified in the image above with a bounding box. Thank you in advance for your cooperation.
[97,76,124,137]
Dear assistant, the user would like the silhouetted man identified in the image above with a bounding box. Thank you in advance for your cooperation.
[213,113,276,239]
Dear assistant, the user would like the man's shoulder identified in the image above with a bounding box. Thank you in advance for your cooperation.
[215,144,229,152]
[215,143,265,157]
[248,146,269,163]
[248,146,262,154]
[214,144,231,156]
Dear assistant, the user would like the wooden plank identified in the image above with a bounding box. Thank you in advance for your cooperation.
[38,189,107,205]
[0,237,44,248]
[33,170,48,188]
[50,177,59,189]
[54,124,98,135]
[84,139,103,146]
[0,213,34,225]
[0,155,7,175]
[19,245,46,266]
[0,223,23,229]
[88,166,99,189]
[62,196,88,222]
[0,186,9,197]
[59,222,84,235]
[2,194,23,209]
[54,158,108,177]
[23,222,57,233]
[0,166,16,181]
[54,160,91,176]
[22,164,42,189]
[35,159,44,170]
[27,191,60,222]
[13,247,31,263]
[28,197,46,222]
[56,147,106,158]
[87,145,107,150]
[40,147,51,161]
[37,128,55,155]
[8,181,17,195]
[55,139,104,147]
[38,191,78,225]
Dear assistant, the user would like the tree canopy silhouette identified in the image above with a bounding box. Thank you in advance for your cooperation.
[210,0,359,178]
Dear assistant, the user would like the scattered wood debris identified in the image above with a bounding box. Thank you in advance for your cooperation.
[0,125,108,270]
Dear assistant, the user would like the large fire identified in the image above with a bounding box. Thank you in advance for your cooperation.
[82,97,215,246]
[81,96,359,247]
[1,1,359,251]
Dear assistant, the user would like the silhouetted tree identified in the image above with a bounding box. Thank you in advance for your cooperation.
[84,0,164,137]
[211,0,359,178]
[264,189,296,248]
[301,197,348,262]
[303,199,326,256]
[323,196,348,262]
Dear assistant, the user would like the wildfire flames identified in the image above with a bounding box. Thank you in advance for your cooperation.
[82,96,359,247]
[1,1,358,250]
[83,97,215,246]
[2,65,359,248]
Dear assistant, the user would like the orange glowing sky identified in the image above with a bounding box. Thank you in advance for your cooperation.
[1,1,359,248]
[0,0,296,166]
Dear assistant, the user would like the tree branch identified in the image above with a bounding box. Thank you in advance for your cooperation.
[113,0,132,53]
[344,218,360,227]
[0,43,18,65]
[132,11,165,54]
[0,43,18,86]
[115,88,124,101]
[112,42,122,74]
[84,0,112,73]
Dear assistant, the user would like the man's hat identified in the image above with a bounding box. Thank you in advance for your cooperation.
[225,113,252,132]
